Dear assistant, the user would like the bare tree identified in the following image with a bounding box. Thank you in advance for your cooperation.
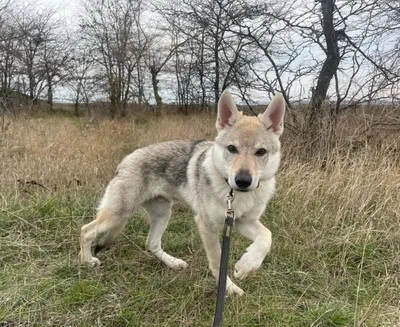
[13,8,56,105]
[40,31,71,109]
[81,0,148,117]
[143,32,187,115]
[158,0,253,112]
[236,1,400,134]
[0,2,71,110]
[67,44,96,116]
[0,8,19,97]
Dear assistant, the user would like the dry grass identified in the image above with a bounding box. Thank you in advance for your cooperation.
[1,114,216,193]
[0,112,399,326]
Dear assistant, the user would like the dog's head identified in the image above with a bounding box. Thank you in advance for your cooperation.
[213,90,285,192]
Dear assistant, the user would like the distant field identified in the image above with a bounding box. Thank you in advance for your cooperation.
[0,113,399,326]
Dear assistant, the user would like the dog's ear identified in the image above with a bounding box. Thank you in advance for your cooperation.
[261,93,286,136]
[216,90,240,131]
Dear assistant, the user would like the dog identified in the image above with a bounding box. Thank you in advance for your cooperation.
[80,90,285,296]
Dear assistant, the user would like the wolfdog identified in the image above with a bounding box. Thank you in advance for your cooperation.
[80,90,285,296]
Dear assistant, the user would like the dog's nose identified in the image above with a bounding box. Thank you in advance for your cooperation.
[235,170,252,189]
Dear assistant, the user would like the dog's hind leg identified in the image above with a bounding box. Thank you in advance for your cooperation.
[80,208,130,266]
[143,197,188,269]
[94,216,129,255]
[80,179,136,266]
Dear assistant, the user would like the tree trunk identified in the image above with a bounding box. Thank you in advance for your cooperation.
[47,74,53,110]
[121,66,133,118]
[85,98,91,117]
[308,0,340,135]
[110,95,117,118]
[74,84,81,117]
[214,42,220,113]
[151,66,162,115]
[199,28,206,111]
[137,64,143,105]
[121,100,127,117]
[175,52,182,108]
[2,56,9,95]
[108,74,121,118]
[213,3,222,113]
[74,101,80,116]
[109,81,118,119]
[28,64,36,104]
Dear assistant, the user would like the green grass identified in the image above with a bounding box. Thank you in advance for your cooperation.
[1,185,398,326]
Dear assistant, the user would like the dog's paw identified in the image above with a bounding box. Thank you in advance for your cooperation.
[85,257,101,267]
[234,252,263,280]
[226,281,244,296]
[167,258,189,270]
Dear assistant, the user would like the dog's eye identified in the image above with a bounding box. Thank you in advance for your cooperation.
[255,148,267,156]
[227,145,238,153]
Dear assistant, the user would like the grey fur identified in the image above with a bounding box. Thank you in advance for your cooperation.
[139,140,205,188]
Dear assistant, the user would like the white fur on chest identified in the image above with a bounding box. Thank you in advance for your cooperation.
[204,179,275,222]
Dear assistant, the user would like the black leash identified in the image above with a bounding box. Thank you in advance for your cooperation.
[212,189,235,327]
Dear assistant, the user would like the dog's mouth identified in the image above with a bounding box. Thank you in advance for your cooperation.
[236,188,250,193]
[224,179,260,192]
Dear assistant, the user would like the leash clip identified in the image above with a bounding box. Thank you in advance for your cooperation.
[224,189,235,235]
[226,189,235,213]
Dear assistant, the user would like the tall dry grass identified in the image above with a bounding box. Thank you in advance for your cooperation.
[1,114,216,195]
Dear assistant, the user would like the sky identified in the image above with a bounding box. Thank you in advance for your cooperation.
[40,0,80,19]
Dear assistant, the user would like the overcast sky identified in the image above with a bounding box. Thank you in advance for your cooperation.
[39,0,80,27]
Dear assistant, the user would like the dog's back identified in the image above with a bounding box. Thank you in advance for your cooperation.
[112,140,212,202]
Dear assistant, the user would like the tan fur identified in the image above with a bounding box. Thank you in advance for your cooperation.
[230,117,264,178]
[95,210,112,224]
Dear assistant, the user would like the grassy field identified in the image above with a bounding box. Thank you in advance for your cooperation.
[0,112,399,326]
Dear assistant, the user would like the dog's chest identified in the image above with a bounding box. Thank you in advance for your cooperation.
[230,195,261,217]
[202,182,274,221]
[229,191,270,218]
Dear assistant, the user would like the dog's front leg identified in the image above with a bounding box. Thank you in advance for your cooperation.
[234,219,272,280]
[195,215,244,296]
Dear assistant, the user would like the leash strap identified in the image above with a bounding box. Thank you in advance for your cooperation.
[212,190,235,327]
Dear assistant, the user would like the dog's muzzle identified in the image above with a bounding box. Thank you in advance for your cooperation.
[225,171,260,192]
[235,170,252,190]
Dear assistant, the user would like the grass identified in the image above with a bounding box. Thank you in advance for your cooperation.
[0,113,399,326]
